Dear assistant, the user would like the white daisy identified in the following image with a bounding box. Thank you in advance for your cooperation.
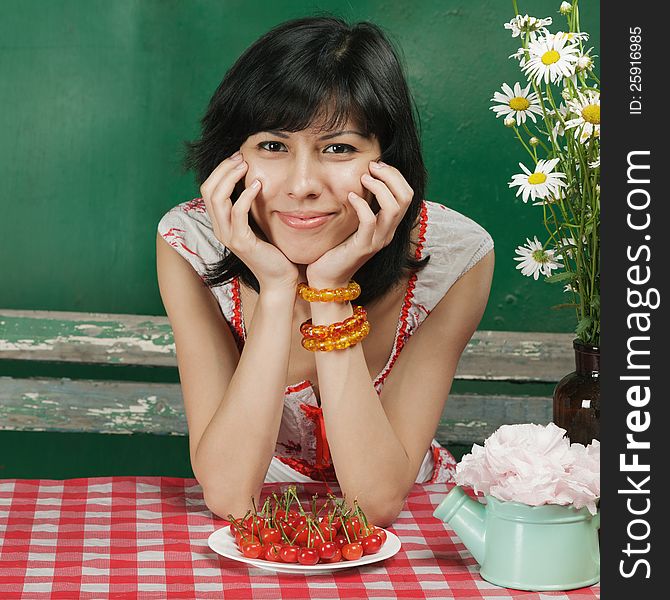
[589,153,600,169]
[522,33,580,85]
[531,194,560,207]
[504,15,553,41]
[564,283,578,293]
[565,90,600,143]
[509,158,567,203]
[556,31,589,44]
[576,49,595,72]
[490,82,544,126]
[514,236,564,280]
[560,2,573,15]
[557,237,578,259]
[549,103,569,141]
[509,47,527,65]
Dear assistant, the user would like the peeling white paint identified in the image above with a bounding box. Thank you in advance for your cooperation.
[454,420,488,428]
[0,341,55,351]
[0,334,174,354]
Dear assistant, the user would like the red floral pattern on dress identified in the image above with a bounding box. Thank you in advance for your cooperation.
[299,404,331,469]
[429,442,458,483]
[229,277,245,352]
[286,380,312,394]
[277,440,302,455]
[161,228,201,258]
[373,200,428,391]
[275,455,337,486]
[182,198,207,214]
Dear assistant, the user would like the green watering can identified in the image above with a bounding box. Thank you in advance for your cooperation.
[433,486,600,591]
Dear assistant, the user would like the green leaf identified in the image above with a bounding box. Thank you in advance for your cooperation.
[544,271,577,284]
[590,295,600,311]
[575,317,594,339]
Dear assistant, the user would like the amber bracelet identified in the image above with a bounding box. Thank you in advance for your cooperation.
[297,280,361,303]
[300,306,370,352]
[300,306,367,339]
[301,319,371,352]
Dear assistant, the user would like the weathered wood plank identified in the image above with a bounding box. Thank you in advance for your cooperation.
[0,310,575,381]
[0,310,175,366]
[436,395,552,445]
[0,377,551,445]
[0,377,186,435]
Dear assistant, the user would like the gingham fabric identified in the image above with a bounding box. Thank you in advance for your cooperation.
[0,477,600,599]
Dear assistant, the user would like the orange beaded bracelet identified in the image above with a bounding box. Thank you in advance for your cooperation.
[300,305,371,352]
[297,280,361,303]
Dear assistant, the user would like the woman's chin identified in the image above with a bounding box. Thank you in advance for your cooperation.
[280,247,327,265]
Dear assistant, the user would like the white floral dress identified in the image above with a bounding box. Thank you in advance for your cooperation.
[158,198,494,485]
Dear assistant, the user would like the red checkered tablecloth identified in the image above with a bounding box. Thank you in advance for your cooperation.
[0,477,600,599]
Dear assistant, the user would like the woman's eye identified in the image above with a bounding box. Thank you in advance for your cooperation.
[324,144,355,154]
[258,141,287,152]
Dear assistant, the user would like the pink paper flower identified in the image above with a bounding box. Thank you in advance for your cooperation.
[455,423,600,514]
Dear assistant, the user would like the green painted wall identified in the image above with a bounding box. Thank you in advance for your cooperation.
[1,0,599,332]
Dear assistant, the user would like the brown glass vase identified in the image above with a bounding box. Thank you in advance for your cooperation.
[553,339,600,445]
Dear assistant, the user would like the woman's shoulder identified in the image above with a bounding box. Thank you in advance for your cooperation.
[422,199,494,270]
[156,198,227,276]
[423,200,493,249]
[410,199,494,309]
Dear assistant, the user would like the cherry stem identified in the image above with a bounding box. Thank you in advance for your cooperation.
[277,520,292,545]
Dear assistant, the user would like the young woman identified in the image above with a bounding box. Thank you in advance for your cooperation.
[156,16,494,527]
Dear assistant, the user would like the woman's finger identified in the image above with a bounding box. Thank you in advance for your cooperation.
[230,178,262,244]
[208,160,248,242]
[347,191,377,249]
[200,152,245,240]
[360,173,402,243]
[368,161,415,206]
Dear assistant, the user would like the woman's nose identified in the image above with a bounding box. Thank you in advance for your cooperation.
[284,155,323,199]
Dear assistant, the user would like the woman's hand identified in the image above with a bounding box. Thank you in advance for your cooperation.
[200,152,299,293]
[306,161,415,288]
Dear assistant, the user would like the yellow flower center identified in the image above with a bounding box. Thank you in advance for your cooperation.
[532,249,549,263]
[542,50,561,65]
[581,104,600,124]
[528,172,547,185]
[509,96,531,111]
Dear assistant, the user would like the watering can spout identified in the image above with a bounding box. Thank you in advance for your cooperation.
[433,486,486,565]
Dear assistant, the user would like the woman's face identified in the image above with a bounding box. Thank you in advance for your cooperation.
[239,119,382,265]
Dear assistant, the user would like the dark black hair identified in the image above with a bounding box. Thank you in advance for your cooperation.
[182,14,430,306]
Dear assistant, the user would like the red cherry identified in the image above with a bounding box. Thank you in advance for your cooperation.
[298,547,320,565]
[318,541,338,560]
[279,545,299,563]
[342,542,364,561]
[361,533,383,555]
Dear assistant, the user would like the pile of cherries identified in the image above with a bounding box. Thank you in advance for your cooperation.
[228,486,387,565]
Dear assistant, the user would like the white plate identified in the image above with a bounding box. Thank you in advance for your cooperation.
[208,525,401,575]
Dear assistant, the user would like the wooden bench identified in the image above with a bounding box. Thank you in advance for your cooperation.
[0,309,573,449]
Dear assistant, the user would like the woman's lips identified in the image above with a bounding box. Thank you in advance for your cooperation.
[277,213,335,229]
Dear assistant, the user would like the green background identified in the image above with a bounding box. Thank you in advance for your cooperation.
[0,0,599,478]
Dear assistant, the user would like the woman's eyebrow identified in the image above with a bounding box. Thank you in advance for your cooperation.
[262,129,368,140]
[318,130,368,140]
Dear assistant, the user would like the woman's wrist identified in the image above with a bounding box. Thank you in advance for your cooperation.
[305,277,353,291]
[258,283,298,307]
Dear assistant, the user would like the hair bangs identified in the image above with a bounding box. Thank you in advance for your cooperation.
[239,68,376,140]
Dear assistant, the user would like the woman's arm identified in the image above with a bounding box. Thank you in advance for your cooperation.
[309,250,495,527]
[156,233,295,518]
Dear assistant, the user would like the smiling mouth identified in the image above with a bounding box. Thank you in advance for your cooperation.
[276,213,335,230]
